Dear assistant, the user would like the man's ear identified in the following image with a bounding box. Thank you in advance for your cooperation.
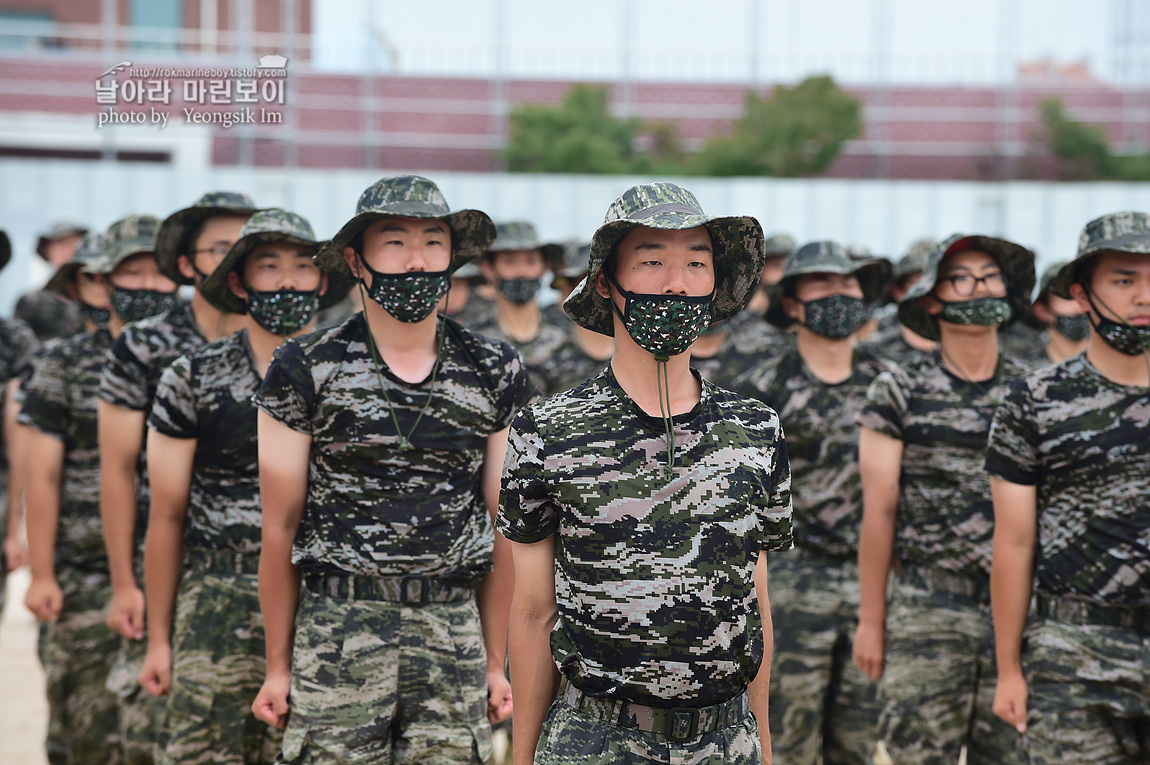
[594,269,612,300]
[479,258,496,284]
[1031,301,1052,324]
[227,270,248,301]
[921,295,942,316]
[177,253,195,281]
[319,272,329,298]
[781,295,801,322]
[343,247,361,278]
[1068,283,1092,316]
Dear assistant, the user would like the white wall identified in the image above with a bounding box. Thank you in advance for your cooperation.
[4,158,1150,311]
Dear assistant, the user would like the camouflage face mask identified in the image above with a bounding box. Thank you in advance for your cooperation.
[111,287,177,324]
[800,294,869,339]
[1051,313,1090,343]
[1085,291,1150,356]
[937,297,1012,327]
[78,302,111,327]
[245,286,320,336]
[497,277,541,304]
[358,255,450,323]
[605,271,713,361]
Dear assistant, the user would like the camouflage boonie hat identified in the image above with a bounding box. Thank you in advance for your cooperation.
[86,215,163,275]
[1036,260,1071,303]
[1049,211,1150,299]
[155,191,259,285]
[489,221,564,271]
[563,182,766,336]
[551,239,592,289]
[46,231,104,295]
[763,233,796,257]
[895,237,938,279]
[453,260,485,284]
[0,229,9,273]
[315,175,496,278]
[201,209,353,315]
[35,221,88,260]
[898,233,1036,339]
[765,240,888,328]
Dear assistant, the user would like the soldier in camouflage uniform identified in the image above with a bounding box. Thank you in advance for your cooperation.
[987,211,1150,765]
[99,196,254,765]
[499,182,793,765]
[250,176,533,764]
[140,209,350,765]
[853,234,1035,765]
[15,221,87,342]
[862,238,939,367]
[20,219,178,764]
[721,232,794,356]
[443,259,496,328]
[543,240,614,393]
[474,221,571,396]
[1,229,38,620]
[999,261,1090,368]
[732,241,892,765]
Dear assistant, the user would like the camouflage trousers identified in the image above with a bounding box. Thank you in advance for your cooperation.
[1023,597,1150,764]
[878,569,1026,765]
[278,579,491,764]
[41,565,122,765]
[768,547,881,765]
[157,559,281,765]
[533,689,762,764]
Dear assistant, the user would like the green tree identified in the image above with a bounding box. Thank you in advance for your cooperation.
[1035,97,1150,181]
[693,76,862,177]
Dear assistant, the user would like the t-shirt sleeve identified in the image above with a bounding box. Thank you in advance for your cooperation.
[148,355,198,439]
[856,369,906,440]
[497,408,559,543]
[758,416,794,552]
[100,327,150,410]
[253,340,315,435]
[491,343,538,432]
[984,378,1039,486]
[9,320,40,382]
[17,343,69,440]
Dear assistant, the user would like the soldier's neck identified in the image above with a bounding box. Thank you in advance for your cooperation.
[245,320,293,379]
[689,331,726,360]
[108,314,124,339]
[362,299,439,385]
[190,290,245,342]
[796,328,854,384]
[573,324,613,360]
[610,338,700,418]
[1086,331,1150,388]
[495,298,540,342]
[1045,331,1087,364]
[938,325,999,382]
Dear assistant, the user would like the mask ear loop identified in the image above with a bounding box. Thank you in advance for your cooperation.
[1084,286,1150,389]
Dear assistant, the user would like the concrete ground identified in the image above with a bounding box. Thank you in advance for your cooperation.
[0,568,49,765]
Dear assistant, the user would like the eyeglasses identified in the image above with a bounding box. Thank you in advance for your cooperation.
[939,272,1006,297]
[191,245,232,257]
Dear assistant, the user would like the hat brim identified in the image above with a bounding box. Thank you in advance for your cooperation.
[898,235,1036,339]
[563,211,766,337]
[315,209,496,278]
[156,206,259,285]
[45,262,84,296]
[1048,237,1150,299]
[0,231,10,273]
[88,237,158,275]
[764,259,888,328]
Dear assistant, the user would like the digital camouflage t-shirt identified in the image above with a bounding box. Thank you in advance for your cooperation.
[498,367,793,707]
[734,345,893,557]
[18,328,111,570]
[857,352,1028,582]
[985,354,1150,605]
[148,329,264,554]
[472,312,573,398]
[254,313,534,583]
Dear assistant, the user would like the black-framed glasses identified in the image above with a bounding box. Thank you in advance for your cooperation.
[191,244,232,257]
[939,272,1006,297]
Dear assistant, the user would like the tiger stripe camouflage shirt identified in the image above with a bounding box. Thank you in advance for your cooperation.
[498,367,793,707]
[985,354,1150,605]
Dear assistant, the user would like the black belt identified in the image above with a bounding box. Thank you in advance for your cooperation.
[559,682,749,743]
[901,564,989,603]
[188,549,260,576]
[304,572,474,604]
[1036,593,1150,633]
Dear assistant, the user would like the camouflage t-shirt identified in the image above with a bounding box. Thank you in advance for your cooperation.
[14,289,82,343]
[692,313,793,391]
[985,354,1150,605]
[0,316,39,479]
[862,313,933,369]
[16,328,110,571]
[451,292,496,329]
[472,313,574,398]
[734,345,893,557]
[998,322,1049,368]
[548,338,610,395]
[498,367,794,707]
[253,313,534,583]
[148,329,263,554]
[856,352,1027,581]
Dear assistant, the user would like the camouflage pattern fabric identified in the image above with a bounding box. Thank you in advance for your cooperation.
[763,241,887,329]
[489,220,564,268]
[1050,210,1150,298]
[471,312,574,397]
[158,567,280,765]
[879,576,1026,765]
[563,182,767,337]
[1022,616,1150,764]
[154,191,258,285]
[765,549,880,765]
[148,329,263,553]
[856,352,1028,582]
[533,699,761,764]
[997,322,1050,368]
[734,345,892,557]
[36,221,89,260]
[253,313,533,581]
[315,175,496,278]
[691,311,793,391]
[0,316,38,609]
[986,354,1150,605]
[107,619,166,765]
[497,368,793,707]
[721,309,791,360]
[861,312,935,368]
[449,291,495,329]
[548,339,610,395]
[14,289,83,342]
[18,328,112,570]
[278,584,490,764]
[41,565,122,765]
[313,294,360,330]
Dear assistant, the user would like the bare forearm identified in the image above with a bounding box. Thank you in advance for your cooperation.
[143,513,185,647]
[478,530,514,671]
[857,502,896,627]
[509,608,560,765]
[991,537,1034,678]
[100,462,140,588]
[24,475,60,579]
[259,532,301,676]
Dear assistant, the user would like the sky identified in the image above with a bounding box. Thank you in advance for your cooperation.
[312,0,1145,86]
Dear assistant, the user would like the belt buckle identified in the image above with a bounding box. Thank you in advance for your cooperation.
[666,707,699,742]
[401,576,430,605]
